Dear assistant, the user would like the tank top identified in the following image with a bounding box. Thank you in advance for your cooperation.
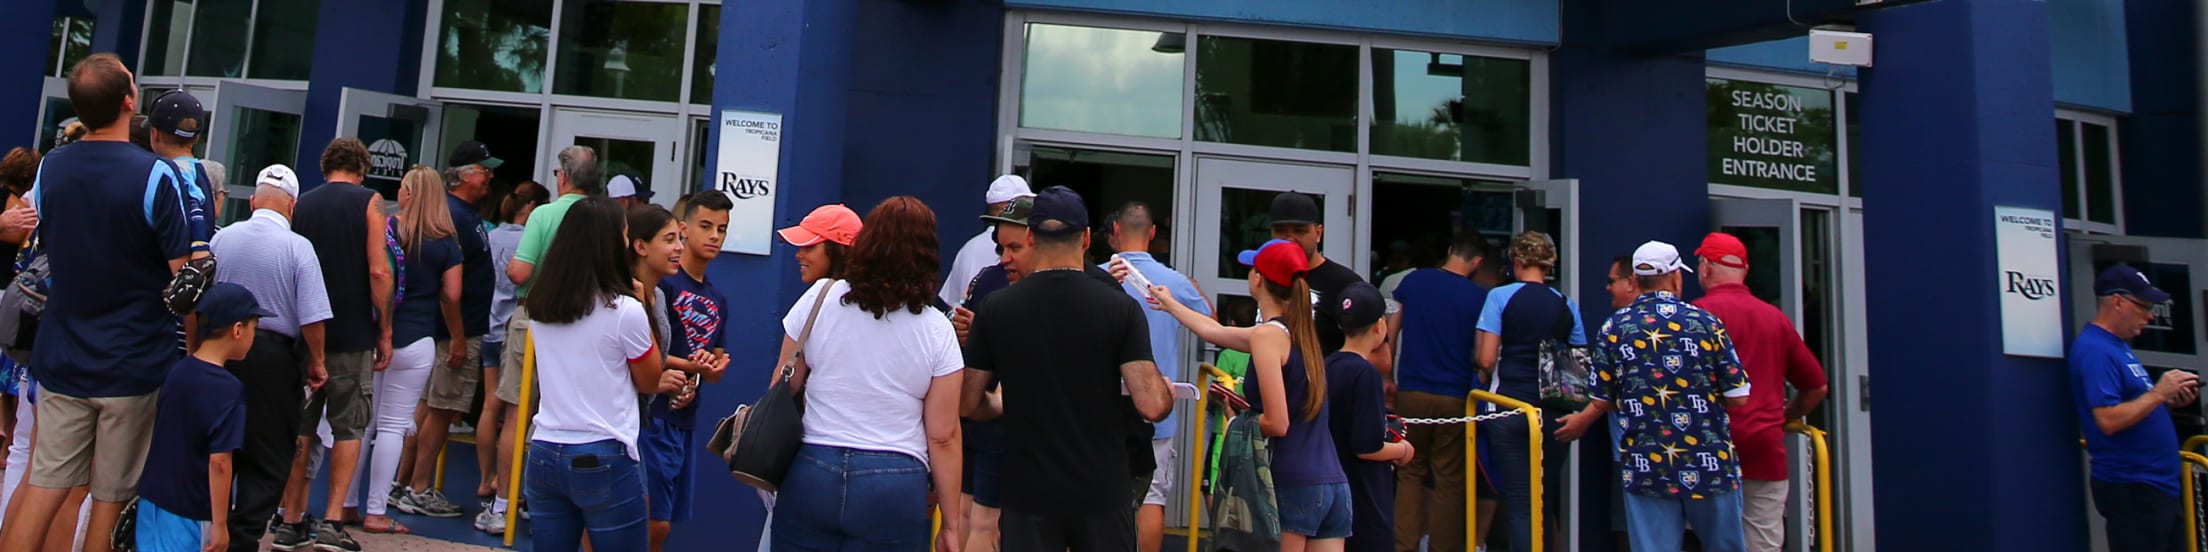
[1246,318,1348,487]
[293,182,379,353]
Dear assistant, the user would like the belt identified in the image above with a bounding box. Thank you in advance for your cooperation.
[254,329,299,348]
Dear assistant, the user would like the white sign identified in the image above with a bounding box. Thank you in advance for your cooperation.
[715,110,783,255]
[1994,206,2063,358]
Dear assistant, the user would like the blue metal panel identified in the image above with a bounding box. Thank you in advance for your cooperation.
[2119,0,2203,238]
[293,0,426,191]
[1007,0,1558,45]
[2049,0,2131,112]
[0,0,59,153]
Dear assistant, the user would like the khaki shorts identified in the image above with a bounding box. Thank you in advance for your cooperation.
[299,350,375,441]
[30,386,159,502]
[496,306,534,405]
[425,337,482,412]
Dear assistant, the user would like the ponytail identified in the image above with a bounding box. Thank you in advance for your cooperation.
[1267,276,1328,422]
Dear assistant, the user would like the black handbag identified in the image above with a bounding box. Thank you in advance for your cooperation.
[707,279,835,492]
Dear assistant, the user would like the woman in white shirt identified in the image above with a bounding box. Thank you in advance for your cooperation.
[770,196,963,551]
[518,196,686,552]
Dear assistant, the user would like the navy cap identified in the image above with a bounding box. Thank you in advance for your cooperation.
[1269,191,1319,226]
[2096,265,2171,304]
[145,90,206,141]
[1337,281,1387,329]
[1029,186,1089,237]
[447,141,504,170]
[195,282,277,332]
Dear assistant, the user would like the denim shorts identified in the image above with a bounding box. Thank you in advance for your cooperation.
[1276,482,1354,539]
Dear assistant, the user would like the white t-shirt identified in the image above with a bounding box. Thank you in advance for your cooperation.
[786,279,962,464]
[531,295,656,460]
[938,231,997,307]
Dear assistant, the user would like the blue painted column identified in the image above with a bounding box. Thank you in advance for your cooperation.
[1857,0,2079,549]
[293,0,427,189]
[841,0,1004,262]
[2120,0,2204,239]
[1552,0,1711,547]
[90,0,147,69]
[0,0,60,153]
[681,1,856,549]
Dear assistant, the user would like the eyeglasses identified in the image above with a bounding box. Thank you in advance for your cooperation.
[2121,294,2158,313]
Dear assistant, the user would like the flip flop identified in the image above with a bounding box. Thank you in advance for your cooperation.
[363,518,410,534]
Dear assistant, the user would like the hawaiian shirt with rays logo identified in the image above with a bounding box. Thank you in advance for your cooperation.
[1589,290,1753,498]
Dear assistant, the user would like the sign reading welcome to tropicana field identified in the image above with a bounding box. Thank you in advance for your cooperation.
[1707,79,1838,195]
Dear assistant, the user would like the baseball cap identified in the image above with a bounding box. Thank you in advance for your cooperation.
[145,90,206,141]
[448,141,504,170]
[1337,281,1388,329]
[985,175,1036,205]
[255,164,301,199]
[2096,265,2172,304]
[195,282,277,332]
[1239,239,1308,287]
[608,175,640,198]
[777,204,863,248]
[979,197,1032,226]
[1631,240,1694,276]
[1028,186,1089,237]
[1695,232,1749,269]
[1270,191,1320,226]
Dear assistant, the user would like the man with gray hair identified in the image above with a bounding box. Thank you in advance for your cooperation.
[480,144,597,533]
[206,165,332,550]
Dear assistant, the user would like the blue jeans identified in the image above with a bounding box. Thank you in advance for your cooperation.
[772,444,930,551]
[1482,414,1569,552]
[526,439,649,552]
[1622,489,1747,552]
[1276,483,1354,539]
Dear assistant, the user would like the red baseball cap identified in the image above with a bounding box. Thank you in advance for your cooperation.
[1238,240,1308,287]
[778,204,862,247]
[1696,232,1749,269]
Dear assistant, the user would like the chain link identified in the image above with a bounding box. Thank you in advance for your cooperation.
[1398,409,1530,425]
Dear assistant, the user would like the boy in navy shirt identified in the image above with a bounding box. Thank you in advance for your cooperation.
[136,283,265,551]
[648,191,736,551]
[1326,282,1415,552]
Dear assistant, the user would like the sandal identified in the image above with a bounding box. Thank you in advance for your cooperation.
[363,516,410,534]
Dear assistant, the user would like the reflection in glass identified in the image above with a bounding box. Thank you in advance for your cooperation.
[223,108,303,190]
[555,1,687,102]
[186,0,250,77]
[143,0,194,76]
[577,137,658,195]
[1215,187,1324,279]
[2082,122,2115,225]
[1024,147,1177,264]
[688,118,709,194]
[1369,173,1511,282]
[37,98,76,154]
[46,17,95,78]
[1019,24,1184,139]
[2056,121,2079,220]
[436,0,551,93]
[1799,208,1837,426]
[1195,36,1358,152]
[692,5,719,104]
[1371,50,1530,165]
[249,0,320,80]
[355,116,425,201]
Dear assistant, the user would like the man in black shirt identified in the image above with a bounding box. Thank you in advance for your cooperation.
[1268,191,1368,355]
[962,186,1173,551]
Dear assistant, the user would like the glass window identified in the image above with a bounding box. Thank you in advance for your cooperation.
[554,1,688,102]
[185,0,251,77]
[1706,78,1838,194]
[691,5,718,105]
[142,0,194,76]
[1020,147,1177,264]
[435,0,551,93]
[581,136,660,191]
[1019,24,1185,139]
[47,17,94,77]
[688,117,709,194]
[216,107,300,225]
[2081,122,2116,225]
[1214,186,1327,279]
[1371,50,1530,165]
[1845,92,1860,198]
[248,0,319,80]
[1195,36,1358,152]
[36,97,76,154]
[1369,173,1511,281]
[2056,121,2079,220]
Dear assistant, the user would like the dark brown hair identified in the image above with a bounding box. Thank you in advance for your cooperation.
[320,138,371,178]
[500,181,550,224]
[0,148,40,196]
[523,197,634,325]
[1262,275,1326,422]
[839,196,940,319]
[66,54,133,130]
[678,190,733,221]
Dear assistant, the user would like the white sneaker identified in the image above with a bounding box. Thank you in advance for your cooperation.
[473,508,506,534]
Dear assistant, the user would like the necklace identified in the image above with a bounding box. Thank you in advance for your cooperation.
[1031,266,1083,274]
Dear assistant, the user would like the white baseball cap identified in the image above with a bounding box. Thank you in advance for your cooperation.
[255,164,300,199]
[984,174,1035,205]
[607,175,640,198]
[1631,240,1695,276]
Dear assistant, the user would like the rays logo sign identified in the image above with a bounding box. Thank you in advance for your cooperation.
[715,110,783,256]
[1994,206,2062,358]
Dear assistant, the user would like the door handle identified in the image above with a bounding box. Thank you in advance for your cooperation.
[1858,374,1869,412]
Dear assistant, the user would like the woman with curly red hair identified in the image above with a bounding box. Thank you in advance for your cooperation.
[768,196,964,551]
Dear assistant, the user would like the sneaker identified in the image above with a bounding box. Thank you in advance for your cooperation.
[269,521,313,551]
[313,519,362,552]
[474,507,507,534]
[520,502,531,521]
[396,489,465,518]
[387,485,406,505]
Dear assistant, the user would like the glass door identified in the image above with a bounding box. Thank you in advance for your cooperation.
[1710,198,1804,322]
[206,81,306,224]
[1515,179,1581,294]
[34,77,73,153]
[1191,157,1355,320]
[544,109,681,203]
[334,87,445,202]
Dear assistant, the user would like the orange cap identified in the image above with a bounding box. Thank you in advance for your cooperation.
[778,204,862,247]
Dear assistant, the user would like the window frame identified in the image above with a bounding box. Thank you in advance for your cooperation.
[2057,109,2124,235]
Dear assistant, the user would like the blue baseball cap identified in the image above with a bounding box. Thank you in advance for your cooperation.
[195,282,277,331]
[2095,265,2171,304]
[1028,186,1089,237]
[145,90,206,141]
[1337,281,1389,329]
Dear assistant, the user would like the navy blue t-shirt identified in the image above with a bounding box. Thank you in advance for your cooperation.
[1394,268,1489,398]
[2072,324,2181,495]
[392,236,462,345]
[436,193,493,338]
[1326,351,1394,552]
[1476,282,1587,406]
[1247,319,1346,487]
[654,270,730,430]
[30,141,192,398]
[138,356,245,521]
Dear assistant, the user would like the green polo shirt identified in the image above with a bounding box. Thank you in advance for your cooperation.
[513,193,586,298]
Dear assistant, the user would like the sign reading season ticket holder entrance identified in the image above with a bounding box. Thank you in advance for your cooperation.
[717,110,783,255]
[1995,206,2063,358]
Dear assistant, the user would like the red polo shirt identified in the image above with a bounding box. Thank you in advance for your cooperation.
[1693,282,1828,481]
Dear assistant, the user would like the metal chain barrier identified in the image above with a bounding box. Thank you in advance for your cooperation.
[1399,409,1526,425]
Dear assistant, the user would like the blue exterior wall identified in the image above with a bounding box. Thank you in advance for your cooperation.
[1007,0,1558,45]
[294,0,428,190]
[0,1,59,153]
[2119,0,2205,239]
[2051,0,2132,113]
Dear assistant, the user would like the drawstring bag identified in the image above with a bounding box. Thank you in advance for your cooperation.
[707,279,835,492]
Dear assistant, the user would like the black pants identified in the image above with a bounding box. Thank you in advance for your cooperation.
[1000,507,1135,552]
[225,330,302,551]
[2092,478,2186,552]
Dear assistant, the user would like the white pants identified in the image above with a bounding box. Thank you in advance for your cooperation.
[345,338,434,516]
[1741,479,1790,552]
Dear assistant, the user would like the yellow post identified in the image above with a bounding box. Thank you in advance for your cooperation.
[1467,390,1542,552]
[2185,435,2208,456]
[931,508,942,551]
[1187,374,1210,552]
[1786,422,1835,552]
[433,444,446,490]
[503,331,534,547]
[2181,451,2207,552]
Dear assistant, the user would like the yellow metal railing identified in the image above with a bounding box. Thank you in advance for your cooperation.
[2186,435,2208,457]
[502,331,534,546]
[1186,363,1236,552]
[1467,390,1543,552]
[2184,451,2208,552]
[1786,421,1835,552]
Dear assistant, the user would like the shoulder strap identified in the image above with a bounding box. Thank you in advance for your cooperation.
[1547,284,1575,342]
[783,279,838,373]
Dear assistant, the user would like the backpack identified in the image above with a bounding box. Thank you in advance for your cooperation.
[1535,288,1593,407]
[1208,412,1280,552]
[0,233,50,365]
